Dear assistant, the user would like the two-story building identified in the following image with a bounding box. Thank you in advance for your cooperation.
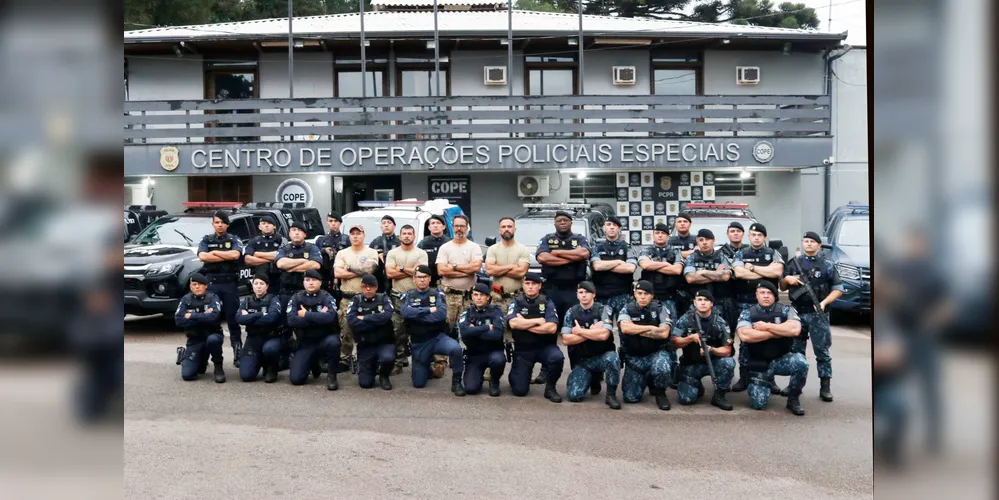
[124,1,863,247]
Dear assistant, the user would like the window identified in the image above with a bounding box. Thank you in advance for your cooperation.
[525,54,577,138]
[396,56,450,139]
[188,176,254,204]
[204,63,259,143]
[651,52,702,138]
[335,56,389,140]
[227,218,254,241]
[569,174,617,200]
[711,173,757,197]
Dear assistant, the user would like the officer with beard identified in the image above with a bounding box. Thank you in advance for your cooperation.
[667,212,697,313]
[617,280,673,410]
[638,223,686,320]
[683,229,732,317]
[418,214,451,288]
[385,225,429,374]
[316,212,349,295]
[236,273,283,383]
[347,274,397,390]
[506,272,564,403]
[458,283,507,396]
[243,215,284,296]
[562,281,621,410]
[174,273,226,383]
[589,216,637,318]
[196,211,244,369]
[736,281,807,415]
[671,290,735,411]
[286,269,340,390]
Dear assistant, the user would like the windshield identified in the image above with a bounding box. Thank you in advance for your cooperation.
[131,216,208,247]
[836,218,870,246]
[513,219,588,246]
[342,213,424,245]
[675,218,753,246]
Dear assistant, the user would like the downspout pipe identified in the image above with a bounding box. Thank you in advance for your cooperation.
[823,44,853,223]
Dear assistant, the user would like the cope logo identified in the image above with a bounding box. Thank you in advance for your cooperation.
[752,141,775,163]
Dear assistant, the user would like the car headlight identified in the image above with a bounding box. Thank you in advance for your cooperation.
[146,263,179,276]
[835,263,861,280]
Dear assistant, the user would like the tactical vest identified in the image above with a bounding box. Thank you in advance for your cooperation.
[677,311,728,366]
[244,294,279,338]
[405,289,448,344]
[462,305,505,356]
[279,242,318,292]
[688,250,726,297]
[667,234,696,253]
[180,293,221,339]
[318,231,347,279]
[745,304,794,363]
[540,233,588,285]
[249,234,283,278]
[566,303,616,363]
[621,301,669,358]
[736,245,780,304]
[292,290,336,341]
[510,293,554,350]
[789,256,833,310]
[201,234,240,276]
[640,245,680,298]
[419,235,450,287]
[591,240,634,297]
[352,293,395,346]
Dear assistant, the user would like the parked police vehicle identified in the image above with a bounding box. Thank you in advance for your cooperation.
[821,203,870,313]
[124,205,167,242]
[670,202,788,260]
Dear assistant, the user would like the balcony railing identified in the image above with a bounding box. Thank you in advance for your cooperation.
[123,95,830,144]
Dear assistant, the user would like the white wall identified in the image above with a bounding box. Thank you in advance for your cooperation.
[703,50,825,95]
[580,50,650,137]
[450,50,525,97]
[829,48,868,208]
[126,55,206,144]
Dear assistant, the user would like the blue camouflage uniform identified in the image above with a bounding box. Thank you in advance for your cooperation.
[244,232,284,296]
[536,232,590,326]
[401,287,464,387]
[672,310,736,405]
[506,293,564,396]
[638,244,685,320]
[682,249,732,319]
[736,303,808,410]
[458,302,507,395]
[197,232,244,347]
[589,238,637,319]
[562,302,620,402]
[784,254,844,379]
[731,244,784,380]
[236,293,283,382]
[617,300,673,403]
[174,291,224,381]
[285,289,340,386]
[347,292,397,388]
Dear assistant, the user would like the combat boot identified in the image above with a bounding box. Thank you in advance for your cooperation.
[605,385,622,410]
[533,368,547,385]
[213,361,226,383]
[337,359,352,373]
[731,374,748,392]
[653,390,671,411]
[786,388,806,416]
[232,343,242,369]
[451,373,466,397]
[543,380,563,403]
[378,363,393,390]
[311,360,322,379]
[770,380,788,397]
[326,371,338,391]
[819,378,833,402]
[711,390,733,411]
[488,377,501,397]
[590,377,602,396]
[264,366,277,384]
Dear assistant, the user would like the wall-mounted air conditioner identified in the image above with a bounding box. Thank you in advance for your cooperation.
[612,66,636,85]
[736,66,760,85]
[484,66,507,86]
[517,175,550,198]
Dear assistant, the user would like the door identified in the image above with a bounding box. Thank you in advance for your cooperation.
[205,69,257,142]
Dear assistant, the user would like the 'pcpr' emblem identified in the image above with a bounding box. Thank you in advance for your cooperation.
[224,241,232,249]
[539,304,546,311]
[159,146,179,171]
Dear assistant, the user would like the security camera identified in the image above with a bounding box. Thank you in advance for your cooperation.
[822,156,835,166]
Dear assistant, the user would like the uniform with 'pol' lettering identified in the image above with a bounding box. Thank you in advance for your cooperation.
[197,231,244,351]
[244,232,284,295]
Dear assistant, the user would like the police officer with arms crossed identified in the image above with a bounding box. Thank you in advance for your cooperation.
[562,281,622,410]
[236,273,283,383]
[718,221,747,336]
[417,214,451,288]
[483,216,530,383]
[316,212,349,294]
[385,225,429,374]
[638,222,686,320]
[435,214,482,379]
[402,265,466,395]
[346,273,397,390]
[458,282,508,396]
[175,273,226,383]
[683,228,732,316]
[333,223,380,372]
[370,215,401,293]
[275,222,323,369]
[671,289,735,410]
[196,210,244,368]
[243,215,284,297]
[589,215,637,316]
[667,212,697,314]
[736,281,808,415]
[781,231,844,402]
[286,269,340,389]
[506,272,564,402]
[617,280,673,410]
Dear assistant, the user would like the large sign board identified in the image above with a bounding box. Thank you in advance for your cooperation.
[428,176,471,217]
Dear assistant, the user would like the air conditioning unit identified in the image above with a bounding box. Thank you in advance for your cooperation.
[612,66,636,85]
[484,66,507,86]
[736,66,760,85]
[517,175,550,198]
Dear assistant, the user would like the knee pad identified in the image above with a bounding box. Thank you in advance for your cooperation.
[747,375,770,409]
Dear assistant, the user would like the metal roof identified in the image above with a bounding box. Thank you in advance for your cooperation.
[124,10,847,43]
[372,0,505,7]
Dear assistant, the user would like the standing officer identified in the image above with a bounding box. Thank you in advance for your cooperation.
[417,214,451,288]
[346,274,397,390]
[316,212,349,294]
[286,269,340,390]
[385,224,429,374]
[458,282,507,396]
[730,223,785,392]
[333,224,380,372]
[589,215,637,317]
[435,214,482,378]
[243,215,284,297]
[638,223,686,320]
[782,231,844,402]
[671,290,735,411]
[275,222,322,369]
[667,212,697,313]
[402,265,466,396]
[736,281,808,415]
[484,216,530,384]
[683,229,732,315]
[196,210,244,368]
[718,221,746,336]
[617,280,673,410]
[506,272,565,403]
[370,215,401,293]
[562,281,621,409]
[174,273,226,383]
[236,273,283,383]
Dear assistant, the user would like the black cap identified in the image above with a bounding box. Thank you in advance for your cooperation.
[676,212,692,223]
[327,212,342,223]
[415,264,433,276]
[605,216,621,227]
[290,221,307,232]
[577,281,596,294]
[252,273,270,284]
[749,223,767,236]
[654,223,669,233]
[429,214,445,225]
[635,280,654,294]
[213,211,230,224]
[554,210,573,220]
[694,289,714,303]
[304,269,323,281]
[472,283,492,296]
[360,273,379,287]
[696,228,715,240]
[190,273,209,285]
[259,215,277,226]
[524,272,544,284]
[728,221,745,232]
[803,231,822,244]
[381,215,396,225]
[756,280,778,295]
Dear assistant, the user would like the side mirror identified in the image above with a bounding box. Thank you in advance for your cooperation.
[484,237,496,246]
[821,243,833,250]
[768,239,783,250]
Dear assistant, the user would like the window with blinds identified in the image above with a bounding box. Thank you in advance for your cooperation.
[569,174,617,200]
[711,174,758,197]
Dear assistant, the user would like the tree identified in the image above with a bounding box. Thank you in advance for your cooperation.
[690,0,819,29]
[124,0,372,31]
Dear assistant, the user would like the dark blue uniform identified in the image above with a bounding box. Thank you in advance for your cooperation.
[285,289,339,386]
[316,230,349,293]
[197,232,244,347]
[666,234,696,313]
[682,249,732,318]
[236,293,283,382]
[562,302,620,402]
[736,303,808,410]
[346,292,396,388]
[784,254,844,379]
[401,287,463,387]
[244,233,284,296]
[617,300,673,403]
[506,293,564,396]
[370,233,401,293]
[275,241,323,309]
[536,232,590,325]
[672,310,736,405]
[638,244,685,320]
[458,303,507,394]
[588,238,637,316]
[417,233,451,288]
[174,291,224,381]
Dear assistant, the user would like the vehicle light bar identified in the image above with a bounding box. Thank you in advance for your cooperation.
[522,203,592,209]
[182,201,242,209]
[683,203,749,209]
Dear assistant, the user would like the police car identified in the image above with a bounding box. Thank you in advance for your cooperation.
[670,203,788,260]
[124,205,167,242]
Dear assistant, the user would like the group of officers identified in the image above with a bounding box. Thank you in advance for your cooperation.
[177,208,844,416]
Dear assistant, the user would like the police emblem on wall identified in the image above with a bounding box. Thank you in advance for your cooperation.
[691,186,704,201]
[655,202,666,215]
[630,202,641,216]
[629,173,641,187]
[667,201,679,214]
[159,146,179,171]
[616,187,629,201]
[617,202,628,216]
[679,186,691,201]
[667,215,677,229]
[692,172,703,186]
[643,231,653,245]
[753,141,775,163]
[630,231,642,245]
[641,173,653,186]
[704,185,715,201]
[655,216,666,227]
[680,173,691,186]
[642,187,653,201]
[630,187,641,200]
[642,216,654,231]
[642,202,654,215]
[616,173,629,187]
[629,217,641,233]
[619,217,629,231]
[704,172,715,185]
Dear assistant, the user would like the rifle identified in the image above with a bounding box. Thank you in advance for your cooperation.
[694,315,719,390]
[790,257,823,313]
[504,341,514,363]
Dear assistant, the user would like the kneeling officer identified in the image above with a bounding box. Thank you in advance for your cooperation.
[236,273,283,383]
[506,272,564,402]
[617,280,673,410]
[347,273,397,390]
[562,281,621,409]
[402,265,465,396]
[458,283,507,396]
[175,273,226,383]
[286,269,340,390]
[671,290,735,411]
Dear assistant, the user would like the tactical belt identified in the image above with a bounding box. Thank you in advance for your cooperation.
[207,274,237,283]
[340,292,357,299]
[441,286,472,299]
